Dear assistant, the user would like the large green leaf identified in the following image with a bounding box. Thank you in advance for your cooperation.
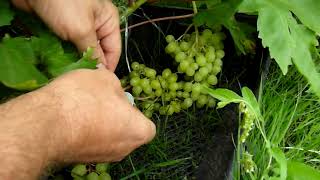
[287,161,320,180]
[0,1,14,26]
[269,147,287,180]
[241,87,261,115]
[257,6,294,74]
[0,43,48,91]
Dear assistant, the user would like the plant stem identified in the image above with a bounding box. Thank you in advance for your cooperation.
[120,14,194,32]
[192,1,199,45]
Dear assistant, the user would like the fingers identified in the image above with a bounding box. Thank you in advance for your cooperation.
[11,0,32,12]
[96,4,121,72]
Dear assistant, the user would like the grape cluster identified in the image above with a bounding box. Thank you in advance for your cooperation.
[165,29,225,86]
[71,163,111,180]
[121,62,216,117]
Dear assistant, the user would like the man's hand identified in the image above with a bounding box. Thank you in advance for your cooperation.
[0,69,156,179]
[12,0,121,71]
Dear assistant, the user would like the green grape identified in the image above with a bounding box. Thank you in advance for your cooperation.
[199,35,207,44]
[216,50,225,59]
[159,106,167,115]
[177,82,184,90]
[199,67,209,77]
[143,85,153,95]
[154,103,161,110]
[165,42,178,53]
[172,101,181,113]
[202,29,213,39]
[132,86,143,96]
[179,60,190,72]
[167,105,175,115]
[139,64,146,70]
[196,55,207,66]
[182,98,193,109]
[131,62,140,71]
[175,52,186,62]
[197,95,208,106]
[120,78,128,87]
[162,68,172,79]
[150,79,161,89]
[163,94,171,101]
[205,49,216,63]
[180,41,190,51]
[191,62,199,70]
[177,91,183,97]
[142,101,153,110]
[174,46,182,55]
[169,82,179,91]
[145,68,157,78]
[212,66,222,75]
[214,58,223,67]
[205,63,213,72]
[96,163,110,173]
[140,78,150,88]
[71,164,87,177]
[196,101,205,108]
[207,97,216,108]
[194,72,204,82]
[155,88,163,97]
[186,56,194,63]
[168,91,177,98]
[166,35,175,43]
[177,65,184,73]
[87,172,99,180]
[167,73,178,83]
[129,71,139,79]
[182,91,190,98]
[144,110,153,118]
[211,33,221,45]
[130,77,140,86]
[99,172,112,180]
[192,83,201,94]
[186,67,195,76]
[183,82,193,92]
[191,91,200,101]
[159,78,168,89]
[207,75,218,85]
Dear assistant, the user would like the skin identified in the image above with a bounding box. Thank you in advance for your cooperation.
[0,0,156,179]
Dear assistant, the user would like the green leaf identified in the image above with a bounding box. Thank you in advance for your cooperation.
[287,161,320,180]
[202,85,243,107]
[269,147,287,180]
[288,0,320,35]
[288,17,320,97]
[241,87,261,115]
[238,0,262,13]
[257,6,294,74]
[0,43,48,91]
[0,1,14,26]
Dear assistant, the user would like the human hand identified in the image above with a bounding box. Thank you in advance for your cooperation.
[0,69,155,179]
[12,0,121,71]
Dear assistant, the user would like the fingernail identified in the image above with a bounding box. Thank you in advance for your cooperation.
[96,63,106,69]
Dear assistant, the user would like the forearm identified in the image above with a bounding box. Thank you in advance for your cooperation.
[0,90,60,179]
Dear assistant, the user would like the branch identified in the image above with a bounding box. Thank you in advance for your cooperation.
[121,13,194,32]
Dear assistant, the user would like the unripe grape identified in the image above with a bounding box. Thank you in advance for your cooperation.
[131,62,140,71]
[186,56,194,63]
[169,91,177,98]
[180,41,190,51]
[167,73,178,83]
[155,89,163,97]
[163,94,171,101]
[142,101,153,110]
[183,82,192,92]
[96,163,110,173]
[159,78,168,89]
[71,164,87,177]
[182,91,190,98]
[196,101,205,108]
[196,55,207,66]
[159,106,167,115]
[186,68,195,76]
[132,86,143,96]
[194,72,204,82]
[199,67,209,77]
[151,79,161,89]
[207,97,216,108]
[216,50,225,59]
[129,71,139,78]
[145,68,157,78]
[154,103,161,110]
[87,172,99,180]
[140,78,150,88]
[212,66,222,75]
[192,83,201,94]
[202,29,213,39]
[199,35,207,44]
[177,82,184,90]
[191,91,200,101]
[205,63,213,72]
[169,82,179,91]
[214,58,223,67]
[175,52,186,62]
[162,68,172,79]
[120,78,128,87]
[205,49,216,62]
[167,105,175,115]
[130,77,140,86]
[180,60,190,72]
[143,86,153,95]
[144,110,153,118]
[177,91,183,97]
[99,172,112,180]
[165,42,178,53]
[172,101,181,113]
[211,33,221,44]
[198,95,208,105]
[182,98,193,109]
[191,62,199,70]
[166,35,175,43]
[207,75,218,85]
[139,64,146,70]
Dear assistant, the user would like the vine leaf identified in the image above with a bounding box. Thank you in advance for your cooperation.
[0,38,48,90]
[0,1,15,27]
[287,161,320,180]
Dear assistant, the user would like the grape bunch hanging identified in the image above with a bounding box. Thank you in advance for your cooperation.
[121,28,225,117]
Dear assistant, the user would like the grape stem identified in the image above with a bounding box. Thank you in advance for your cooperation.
[176,24,193,41]
[120,14,194,32]
[192,1,199,46]
[123,85,132,91]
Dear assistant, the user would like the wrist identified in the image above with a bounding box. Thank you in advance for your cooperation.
[0,89,62,179]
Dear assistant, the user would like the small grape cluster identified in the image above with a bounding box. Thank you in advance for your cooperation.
[239,102,255,143]
[71,163,111,180]
[121,63,216,117]
[165,28,225,86]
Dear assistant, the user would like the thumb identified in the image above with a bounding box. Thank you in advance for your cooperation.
[71,28,106,65]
